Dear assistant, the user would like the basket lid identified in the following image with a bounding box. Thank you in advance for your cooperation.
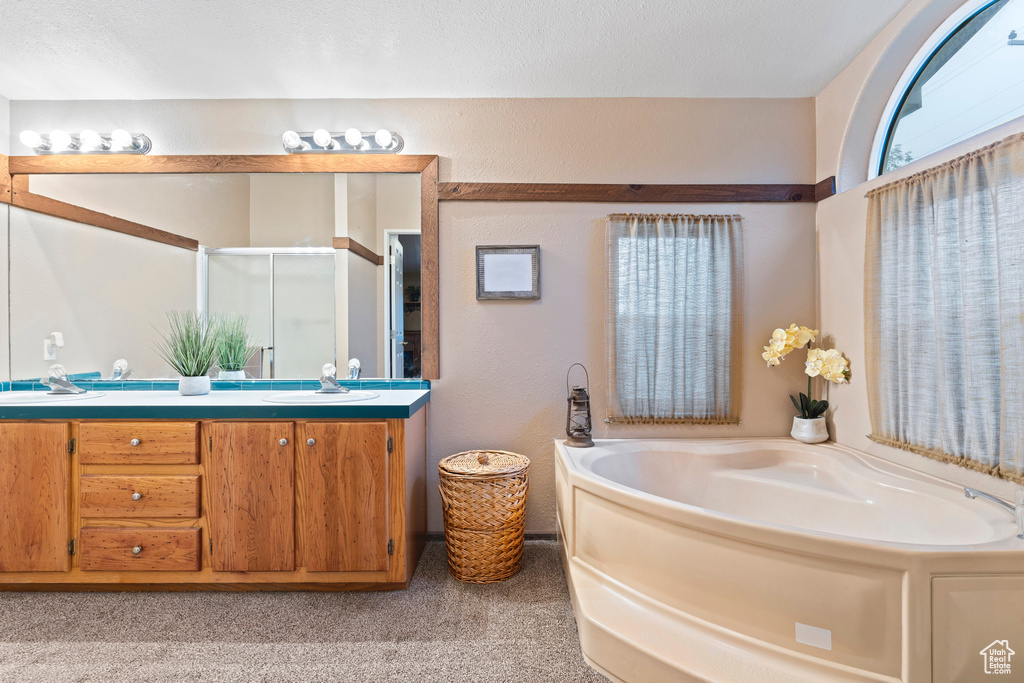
[439,450,530,476]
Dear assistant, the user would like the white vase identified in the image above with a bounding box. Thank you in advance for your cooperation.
[178,376,211,396]
[218,370,246,380]
[791,416,828,444]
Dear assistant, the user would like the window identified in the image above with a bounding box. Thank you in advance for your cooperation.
[605,213,742,424]
[865,131,1024,481]
[876,0,1024,176]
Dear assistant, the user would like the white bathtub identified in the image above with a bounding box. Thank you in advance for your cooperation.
[555,439,1024,683]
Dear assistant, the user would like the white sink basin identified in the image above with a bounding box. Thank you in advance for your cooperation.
[0,391,106,404]
[261,390,379,404]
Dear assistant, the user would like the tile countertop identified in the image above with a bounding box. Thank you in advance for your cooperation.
[0,389,430,421]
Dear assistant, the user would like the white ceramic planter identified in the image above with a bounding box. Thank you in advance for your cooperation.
[791,416,829,443]
[178,376,211,396]
[218,370,246,380]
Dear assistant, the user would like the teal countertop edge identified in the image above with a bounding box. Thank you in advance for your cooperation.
[1,378,430,392]
[0,391,430,421]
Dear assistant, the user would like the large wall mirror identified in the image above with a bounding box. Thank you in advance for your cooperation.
[2,155,439,382]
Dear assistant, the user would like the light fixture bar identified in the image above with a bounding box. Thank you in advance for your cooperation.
[281,130,404,154]
[20,130,152,155]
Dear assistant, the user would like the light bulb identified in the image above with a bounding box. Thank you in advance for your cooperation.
[344,128,362,146]
[312,129,334,148]
[79,129,106,151]
[374,129,393,148]
[282,130,302,150]
[49,130,73,151]
[19,130,44,149]
[110,129,134,150]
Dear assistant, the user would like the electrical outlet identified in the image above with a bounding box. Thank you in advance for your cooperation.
[43,339,57,360]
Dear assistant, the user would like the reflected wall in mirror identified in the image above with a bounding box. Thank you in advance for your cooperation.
[11,172,422,381]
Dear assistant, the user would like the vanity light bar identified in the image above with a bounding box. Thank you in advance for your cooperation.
[19,129,152,155]
[281,129,404,154]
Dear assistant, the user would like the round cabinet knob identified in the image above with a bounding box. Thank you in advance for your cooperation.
[279,438,289,446]
[130,438,141,447]
[131,492,142,501]
[131,546,143,555]
[306,438,315,446]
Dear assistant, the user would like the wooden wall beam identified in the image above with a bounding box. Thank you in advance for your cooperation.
[10,176,199,251]
[332,237,383,266]
[420,157,439,381]
[438,182,822,203]
[814,176,837,202]
[9,154,438,175]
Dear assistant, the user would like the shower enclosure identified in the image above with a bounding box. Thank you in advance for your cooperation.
[202,248,336,379]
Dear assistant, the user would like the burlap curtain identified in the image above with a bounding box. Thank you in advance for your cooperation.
[606,213,743,424]
[866,131,1024,481]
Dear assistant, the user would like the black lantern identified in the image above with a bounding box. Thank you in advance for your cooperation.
[565,363,594,448]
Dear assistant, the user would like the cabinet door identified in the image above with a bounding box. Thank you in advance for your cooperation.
[299,422,389,572]
[206,422,294,571]
[0,422,71,572]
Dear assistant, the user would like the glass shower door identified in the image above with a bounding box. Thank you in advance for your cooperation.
[207,254,273,376]
[272,253,336,378]
[206,250,335,378]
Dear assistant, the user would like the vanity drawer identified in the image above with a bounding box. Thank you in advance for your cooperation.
[80,475,200,518]
[79,527,201,571]
[78,422,200,464]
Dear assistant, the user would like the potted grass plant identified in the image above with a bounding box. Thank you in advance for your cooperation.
[155,311,219,396]
[215,314,258,380]
[761,324,850,443]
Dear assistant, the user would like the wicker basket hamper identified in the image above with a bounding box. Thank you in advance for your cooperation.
[438,450,530,583]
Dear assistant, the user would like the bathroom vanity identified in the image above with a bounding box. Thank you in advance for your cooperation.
[0,389,429,590]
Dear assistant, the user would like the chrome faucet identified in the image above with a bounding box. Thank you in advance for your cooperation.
[42,364,86,394]
[964,487,1024,539]
[317,363,349,394]
[347,358,361,380]
[108,359,133,381]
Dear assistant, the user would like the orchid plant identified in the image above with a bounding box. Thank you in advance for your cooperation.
[762,324,850,420]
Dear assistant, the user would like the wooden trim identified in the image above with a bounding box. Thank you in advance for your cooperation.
[814,176,837,202]
[420,157,439,380]
[438,182,819,203]
[10,177,199,251]
[9,154,438,175]
[0,154,10,204]
[332,237,383,265]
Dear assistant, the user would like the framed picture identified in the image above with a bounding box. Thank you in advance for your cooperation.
[476,245,541,300]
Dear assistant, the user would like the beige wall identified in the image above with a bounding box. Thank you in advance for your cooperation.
[28,174,252,248]
[335,174,382,377]
[346,253,380,378]
[249,174,334,247]
[9,97,817,532]
[816,1,1024,503]
[8,206,196,380]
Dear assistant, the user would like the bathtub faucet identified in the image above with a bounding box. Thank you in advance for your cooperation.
[964,487,1024,539]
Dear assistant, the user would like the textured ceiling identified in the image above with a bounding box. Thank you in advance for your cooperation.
[0,0,913,100]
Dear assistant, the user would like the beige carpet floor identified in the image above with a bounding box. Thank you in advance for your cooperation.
[0,540,606,683]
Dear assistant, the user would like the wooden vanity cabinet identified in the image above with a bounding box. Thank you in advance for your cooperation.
[0,422,71,572]
[206,421,296,572]
[0,412,426,590]
[297,421,390,572]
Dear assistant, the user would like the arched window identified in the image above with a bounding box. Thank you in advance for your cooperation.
[873,0,1024,177]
